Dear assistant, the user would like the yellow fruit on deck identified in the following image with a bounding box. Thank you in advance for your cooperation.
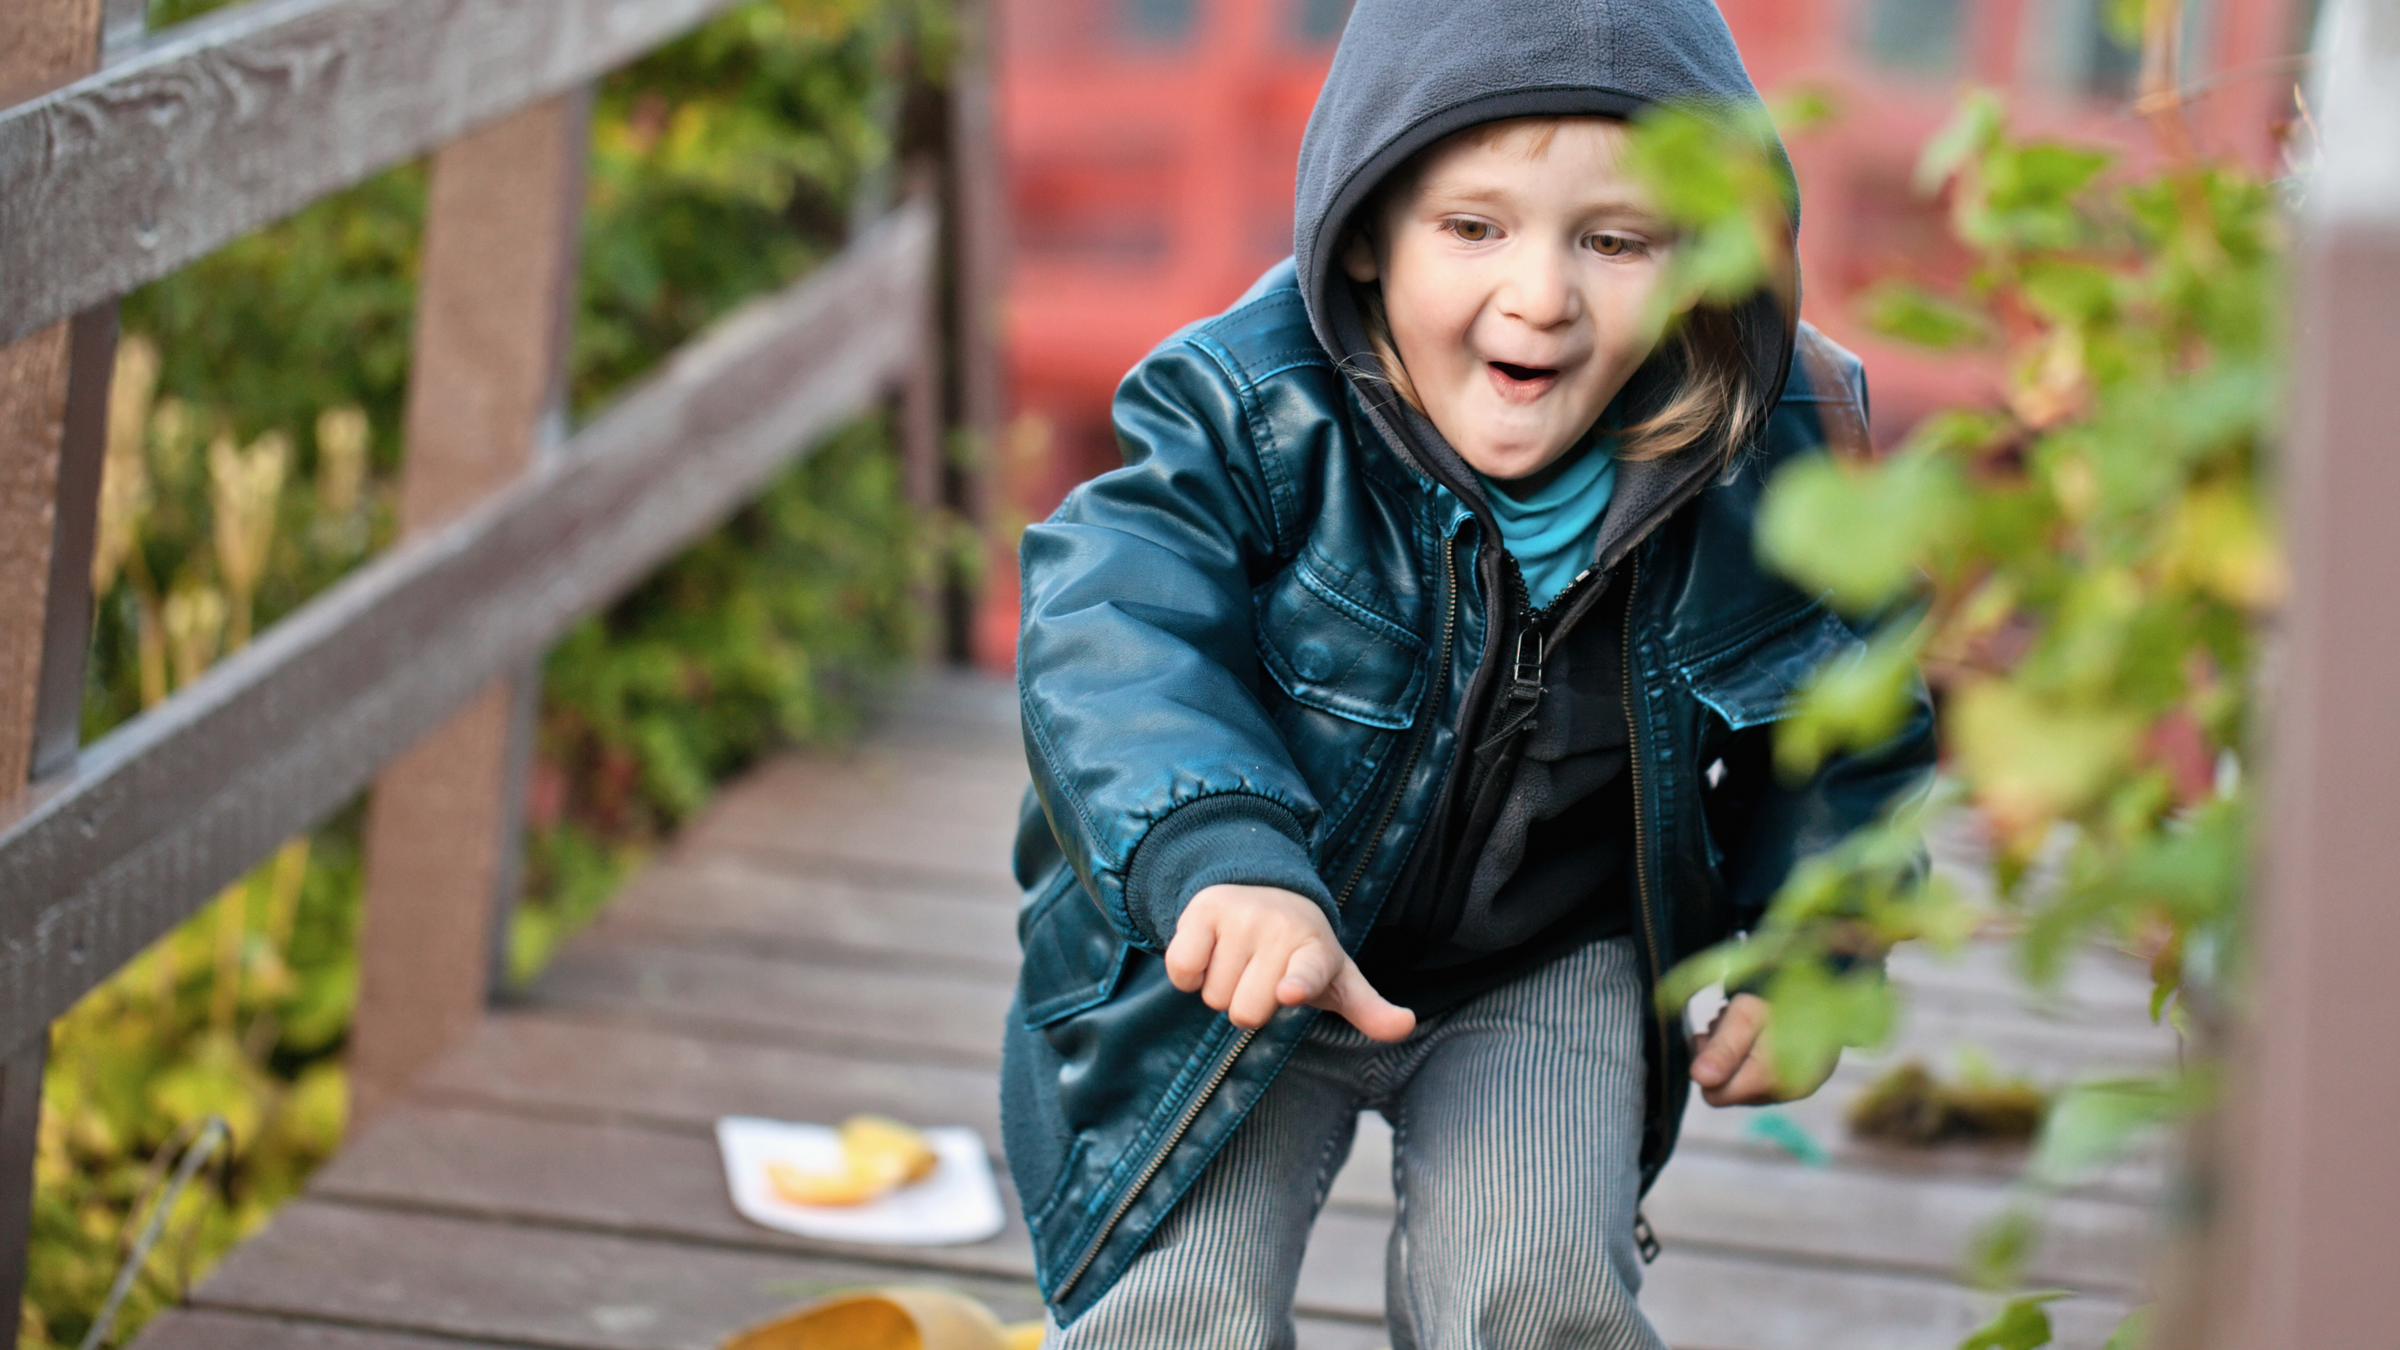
[764,1115,940,1207]
[766,1159,884,1207]
[843,1115,939,1186]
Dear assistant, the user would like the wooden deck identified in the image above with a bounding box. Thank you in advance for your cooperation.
[129,674,2174,1350]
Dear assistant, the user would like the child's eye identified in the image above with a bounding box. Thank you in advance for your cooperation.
[1445,219,1495,243]
[1588,233,1643,257]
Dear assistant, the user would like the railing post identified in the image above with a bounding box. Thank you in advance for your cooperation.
[0,0,115,1338]
[351,91,589,1132]
[2167,1,2400,1345]
[946,0,1007,667]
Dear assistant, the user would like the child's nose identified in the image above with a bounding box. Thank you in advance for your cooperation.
[1495,245,1580,329]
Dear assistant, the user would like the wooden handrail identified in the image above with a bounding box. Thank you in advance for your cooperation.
[0,0,761,346]
[0,201,935,1061]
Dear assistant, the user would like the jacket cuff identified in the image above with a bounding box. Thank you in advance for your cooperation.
[1121,794,1334,949]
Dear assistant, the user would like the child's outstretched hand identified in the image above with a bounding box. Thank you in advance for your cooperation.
[1689,993,1837,1106]
[1167,884,1416,1042]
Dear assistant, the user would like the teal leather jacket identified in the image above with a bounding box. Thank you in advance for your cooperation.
[1002,262,1936,1321]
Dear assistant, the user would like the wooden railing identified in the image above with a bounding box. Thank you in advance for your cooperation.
[0,0,992,1334]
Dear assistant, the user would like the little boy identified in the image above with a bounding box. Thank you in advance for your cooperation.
[1002,0,1936,1344]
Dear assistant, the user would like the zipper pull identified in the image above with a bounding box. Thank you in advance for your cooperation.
[1511,627,1545,703]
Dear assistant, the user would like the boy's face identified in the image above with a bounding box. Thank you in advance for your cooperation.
[1342,118,1675,488]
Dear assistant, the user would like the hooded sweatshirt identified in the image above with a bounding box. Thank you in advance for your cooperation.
[1289,0,1801,1010]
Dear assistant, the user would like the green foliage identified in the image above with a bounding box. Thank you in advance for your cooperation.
[2103,1305,2155,1350]
[1631,68,2284,1350]
[1960,1292,2070,1350]
[1626,103,1796,320]
[27,834,360,1348]
[1855,279,1993,350]
[576,0,952,408]
[2029,1071,2214,1187]
[517,417,926,976]
[35,0,941,1343]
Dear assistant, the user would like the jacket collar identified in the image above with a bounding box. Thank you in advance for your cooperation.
[1346,360,1720,574]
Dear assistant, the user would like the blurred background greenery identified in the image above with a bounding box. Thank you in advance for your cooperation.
[27,0,944,1342]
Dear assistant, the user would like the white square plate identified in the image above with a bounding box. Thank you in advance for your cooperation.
[715,1116,1006,1245]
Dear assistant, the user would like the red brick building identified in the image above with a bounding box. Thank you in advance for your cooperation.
[978,0,2309,663]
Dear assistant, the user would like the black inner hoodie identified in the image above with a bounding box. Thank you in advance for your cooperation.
[1290,0,1803,1012]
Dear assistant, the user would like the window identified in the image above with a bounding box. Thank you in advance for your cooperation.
[2027,0,2211,99]
[1123,0,1197,44]
[1857,0,1965,76]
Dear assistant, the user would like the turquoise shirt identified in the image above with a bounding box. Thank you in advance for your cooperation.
[1475,441,1618,609]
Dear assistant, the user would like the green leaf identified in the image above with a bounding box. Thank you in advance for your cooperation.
[1917,89,2004,195]
[1859,280,1993,349]
[1757,451,1960,615]
[2104,1305,2156,1350]
[1777,621,1927,779]
[1950,680,2142,828]
[2102,0,2145,47]
[1762,963,1895,1089]
[2017,258,2119,328]
[1965,1206,2040,1290]
[1959,1292,2069,1350]
[2031,1073,2212,1185]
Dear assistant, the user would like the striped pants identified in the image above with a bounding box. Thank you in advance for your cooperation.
[1049,936,1667,1350]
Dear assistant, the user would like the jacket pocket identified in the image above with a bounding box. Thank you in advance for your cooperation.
[1675,605,1862,730]
[1254,561,1426,730]
[1018,864,1131,1030]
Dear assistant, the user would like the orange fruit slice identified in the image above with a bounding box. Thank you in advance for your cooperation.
[763,1115,941,1207]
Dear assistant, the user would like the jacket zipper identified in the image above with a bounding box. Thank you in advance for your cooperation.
[1051,534,1463,1304]
[1620,550,1674,1136]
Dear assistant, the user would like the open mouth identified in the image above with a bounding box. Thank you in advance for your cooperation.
[1489,361,1557,384]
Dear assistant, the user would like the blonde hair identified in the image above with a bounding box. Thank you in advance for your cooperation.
[1347,116,1769,468]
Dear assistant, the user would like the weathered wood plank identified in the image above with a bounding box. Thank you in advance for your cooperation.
[416,1013,1007,1142]
[26,305,115,783]
[133,1308,526,1350]
[0,1,107,1332]
[0,0,769,345]
[0,203,932,1057]
[318,1094,2152,1337]
[312,1102,1040,1281]
[594,852,1020,975]
[1324,1109,2152,1292]
[131,1305,1372,1350]
[681,742,1028,887]
[167,1210,1378,1350]
[523,934,1012,1067]
[1675,1058,2171,1201]
[0,317,75,794]
[1288,1211,2137,1350]
[190,1200,1050,1349]
[1643,1143,2151,1294]
[351,90,587,1131]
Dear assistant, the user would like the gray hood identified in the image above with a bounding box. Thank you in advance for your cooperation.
[1293,0,1800,506]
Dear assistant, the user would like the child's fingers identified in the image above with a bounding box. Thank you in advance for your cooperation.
[1311,958,1417,1043]
[1163,918,1216,993]
[1276,940,1342,1005]
[1226,948,1291,1029]
[1691,995,1767,1089]
[1198,928,1256,1013]
[1700,1042,1784,1106]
